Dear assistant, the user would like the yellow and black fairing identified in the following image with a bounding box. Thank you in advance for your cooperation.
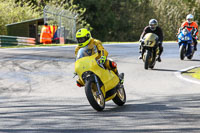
[143,33,160,54]
[143,33,158,48]
[142,33,159,69]
[75,48,120,101]
[143,33,158,53]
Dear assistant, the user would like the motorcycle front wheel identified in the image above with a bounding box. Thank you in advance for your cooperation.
[112,84,126,106]
[180,45,186,60]
[85,80,105,111]
[144,50,152,70]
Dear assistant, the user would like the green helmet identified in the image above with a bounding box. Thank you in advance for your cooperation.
[76,28,92,47]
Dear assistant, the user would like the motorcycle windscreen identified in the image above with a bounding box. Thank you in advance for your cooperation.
[76,46,93,60]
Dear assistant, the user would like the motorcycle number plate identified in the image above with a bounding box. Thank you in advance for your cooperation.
[146,41,153,47]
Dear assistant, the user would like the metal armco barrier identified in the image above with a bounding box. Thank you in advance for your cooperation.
[0,35,36,47]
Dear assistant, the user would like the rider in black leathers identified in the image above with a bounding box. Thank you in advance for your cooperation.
[139,19,164,62]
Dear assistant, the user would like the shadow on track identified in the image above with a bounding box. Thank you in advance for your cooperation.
[191,59,200,62]
[182,59,200,62]
[0,94,200,133]
[151,68,178,72]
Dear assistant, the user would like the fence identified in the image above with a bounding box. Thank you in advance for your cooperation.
[0,35,36,47]
[43,5,78,44]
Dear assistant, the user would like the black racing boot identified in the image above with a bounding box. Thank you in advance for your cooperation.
[194,44,197,51]
[156,56,161,62]
[119,73,124,84]
[114,69,124,84]
[139,45,145,60]
[138,51,144,60]
[138,55,142,60]
[193,38,197,51]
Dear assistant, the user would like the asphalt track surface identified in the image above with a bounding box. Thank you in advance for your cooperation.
[0,42,200,133]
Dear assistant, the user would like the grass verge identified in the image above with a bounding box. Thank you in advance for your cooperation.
[183,67,200,80]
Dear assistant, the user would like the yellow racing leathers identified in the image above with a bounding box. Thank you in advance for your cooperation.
[75,38,119,86]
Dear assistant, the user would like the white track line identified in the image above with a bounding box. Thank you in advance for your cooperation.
[174,65,200,85]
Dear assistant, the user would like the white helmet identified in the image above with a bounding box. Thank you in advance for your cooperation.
[186,14,194,24]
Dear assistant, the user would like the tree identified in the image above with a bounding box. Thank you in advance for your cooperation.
[14,0,90,32]
[0,0,41,35]
[73,0,148,41]
[151,0,200,40]
[2,0,200,40]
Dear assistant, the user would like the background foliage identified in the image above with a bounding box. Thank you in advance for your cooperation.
[1,0,200,41]
[0,0,40,34]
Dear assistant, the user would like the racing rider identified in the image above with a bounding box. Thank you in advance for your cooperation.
[178,14,198,51]
[139,19,164,62]
[75,28,124,87]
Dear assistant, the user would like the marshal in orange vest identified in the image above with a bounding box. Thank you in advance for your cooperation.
[40,23,52,44]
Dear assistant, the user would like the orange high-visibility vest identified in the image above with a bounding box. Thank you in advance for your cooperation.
[40,25,52,44]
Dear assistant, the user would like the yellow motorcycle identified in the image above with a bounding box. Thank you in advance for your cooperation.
[75,46,126,111]
[141,33,160,70]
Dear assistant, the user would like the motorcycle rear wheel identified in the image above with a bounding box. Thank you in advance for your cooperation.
[85,80,105,111]
[112,84,126,106]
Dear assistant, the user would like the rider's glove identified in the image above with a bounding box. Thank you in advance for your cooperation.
[99,56,107,64]
[139,39,144,43]
[139,39,144,45]
[193,35,198,40]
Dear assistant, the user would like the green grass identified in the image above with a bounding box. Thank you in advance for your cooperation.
[184,67,200,80]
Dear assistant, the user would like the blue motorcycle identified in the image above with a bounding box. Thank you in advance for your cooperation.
[178,28,195,60]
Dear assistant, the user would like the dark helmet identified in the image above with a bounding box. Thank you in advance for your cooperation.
[149,19,158,31]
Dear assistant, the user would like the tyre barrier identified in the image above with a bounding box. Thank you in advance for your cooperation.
[0,35,36,47]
